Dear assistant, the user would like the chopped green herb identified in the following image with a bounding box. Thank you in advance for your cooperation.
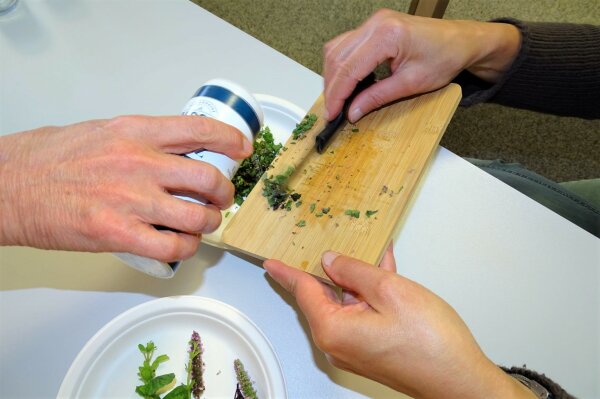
[366,210,378,218]
[352,128,359,132]
[296,220,306,227]
[322,207,330,214]
[233,126,283,206]
[295,201,302,208]
[315,213,323,218]
[262,166,295,210]
[284,200,293,211]
[344,209,360,218]
[292,113,318,140]
[309,203,316,213]
[225,211,231,218]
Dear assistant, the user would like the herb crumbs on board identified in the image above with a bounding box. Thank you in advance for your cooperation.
[292,113,318,140]
[296,220,306,227]
[345,209,360,218]
[366,210,378,218]
[262,165,296,210]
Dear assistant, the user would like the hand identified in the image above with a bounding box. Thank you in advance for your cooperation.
[264,245,536,399]
[0,115,253,261]
[323,9,521,122]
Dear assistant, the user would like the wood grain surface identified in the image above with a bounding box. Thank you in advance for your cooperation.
[223,84,461,282]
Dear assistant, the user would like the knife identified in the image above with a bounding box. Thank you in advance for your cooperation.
[315,72,376,153]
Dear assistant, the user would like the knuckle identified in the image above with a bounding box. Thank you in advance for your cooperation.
[155,237,182,262]
[104,115,142,135]
[186,116,225,146]
[196,163,224,193]
[323,36,345,60]
[82,209,135,249]
[372,8,393,20]
[365,90,387,108]
[336,61,360,82]
[180,205,211,233]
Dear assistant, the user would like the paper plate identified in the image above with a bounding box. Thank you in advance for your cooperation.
[57,296,286,398]
[202,94,306,248]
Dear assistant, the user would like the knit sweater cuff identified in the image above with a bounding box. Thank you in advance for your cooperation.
[456,18,600,119]
[457,18,529,107]
[501,366,575,399]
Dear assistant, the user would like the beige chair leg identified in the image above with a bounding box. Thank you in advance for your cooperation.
[408,0,449,18]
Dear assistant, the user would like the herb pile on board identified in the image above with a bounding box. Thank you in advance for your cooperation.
[232,126,282,206]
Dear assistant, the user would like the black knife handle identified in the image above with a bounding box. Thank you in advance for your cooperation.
[315,72,376,153]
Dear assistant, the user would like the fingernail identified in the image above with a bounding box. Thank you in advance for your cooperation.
[349,107,363,123]
[242,138,254,154]
[322,251,340,268]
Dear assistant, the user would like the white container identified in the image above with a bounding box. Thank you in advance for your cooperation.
[116,79,264,278]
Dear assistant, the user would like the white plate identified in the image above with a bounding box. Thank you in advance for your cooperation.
[58,296,286,398]
[202,94,306,248]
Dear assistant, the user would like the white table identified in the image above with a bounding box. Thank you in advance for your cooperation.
[1,1,598,398]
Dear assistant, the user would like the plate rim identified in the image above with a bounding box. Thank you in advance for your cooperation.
[253,93,307,123]
[57,296,286,398]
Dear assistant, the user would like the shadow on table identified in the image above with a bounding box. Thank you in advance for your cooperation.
[0,243,225,296]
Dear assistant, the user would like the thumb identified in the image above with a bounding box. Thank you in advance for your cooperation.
[321,251,392,310]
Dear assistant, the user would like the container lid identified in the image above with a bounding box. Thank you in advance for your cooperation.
[194,78,264,136]
[114,253,180,278]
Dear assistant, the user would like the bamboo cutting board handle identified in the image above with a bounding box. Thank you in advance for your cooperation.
[223,84,462,282]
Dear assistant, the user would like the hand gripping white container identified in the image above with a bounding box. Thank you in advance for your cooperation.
[115,79,264,278]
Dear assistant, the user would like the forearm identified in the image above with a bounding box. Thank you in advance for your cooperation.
[0,131,36,246]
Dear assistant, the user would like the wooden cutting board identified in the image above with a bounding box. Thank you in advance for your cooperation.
[222,83,461,282]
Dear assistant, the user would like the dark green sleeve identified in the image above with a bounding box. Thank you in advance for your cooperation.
[455,18,600,119]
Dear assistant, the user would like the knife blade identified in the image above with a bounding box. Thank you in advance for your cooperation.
[315,72,376,153]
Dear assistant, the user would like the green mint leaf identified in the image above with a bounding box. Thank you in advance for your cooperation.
[137,373,175,396]
[139,366,153,383]
[151,354,169,371]
[163,385,190,399]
